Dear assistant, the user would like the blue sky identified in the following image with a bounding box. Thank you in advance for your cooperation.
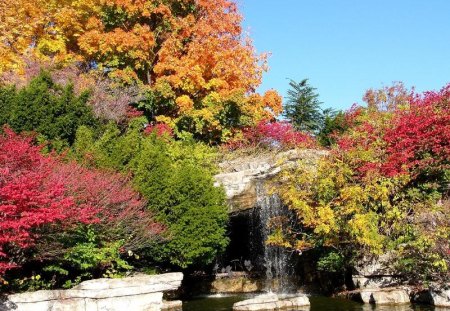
[239,0,450,111]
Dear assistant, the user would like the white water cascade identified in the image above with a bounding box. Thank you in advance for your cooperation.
[254,180,296,293]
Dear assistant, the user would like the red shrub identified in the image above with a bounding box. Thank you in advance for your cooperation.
[41,163,164,259]
[383,84,450,177]
[0,128,163,274]
[0,128,74,273]
[225,121,316,151]
[143,123,174,138]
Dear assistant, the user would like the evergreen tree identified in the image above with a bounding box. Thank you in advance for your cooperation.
[283,79,323,133]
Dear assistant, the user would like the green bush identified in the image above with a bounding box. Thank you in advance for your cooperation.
[72,121,229,269]
[0,71,98,149]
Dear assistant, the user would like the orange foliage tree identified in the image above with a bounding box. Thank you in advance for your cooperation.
[1,0,282,141]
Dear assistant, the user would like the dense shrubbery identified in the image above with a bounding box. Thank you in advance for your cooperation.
[0,72,98,150]
[269,83,450,282]
[72,119,229,269]
[0,71,229,289]
[224,120,316,152]
[0,128,163,289]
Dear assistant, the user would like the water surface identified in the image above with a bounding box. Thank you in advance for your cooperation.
[182,295,439,311]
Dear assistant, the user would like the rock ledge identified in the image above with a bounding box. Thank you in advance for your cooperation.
[0,273,183,311]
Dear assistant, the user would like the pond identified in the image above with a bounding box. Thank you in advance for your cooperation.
[182,295,439,311]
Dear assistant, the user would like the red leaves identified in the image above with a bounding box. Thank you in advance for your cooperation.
[253,121,316,148]
[143,123,174,138]
[382,84,450,177]
[0,127,162,274]
[225,121,316,150]
[0,128,73,273]
[335,83,450,180]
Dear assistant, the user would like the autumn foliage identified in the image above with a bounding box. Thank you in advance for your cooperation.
[0,128,75,274]
[382,86,450,177]
[0,0,282,141]
[0,128,163,276]
[225,121,316,151]
[271,83,450,280]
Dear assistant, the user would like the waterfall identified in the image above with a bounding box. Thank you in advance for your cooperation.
[254,180,296,293]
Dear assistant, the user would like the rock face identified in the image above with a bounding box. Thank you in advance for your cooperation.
[340,287,410,305]
[161,300,183,310]
[358,288,410,305]
[351,254,403,289]
[0,273,183,311]
[210,274,263,293]
[429,287,450,307]
[233,293,310,311]
[215,149,327,213]
[412,286,450,307]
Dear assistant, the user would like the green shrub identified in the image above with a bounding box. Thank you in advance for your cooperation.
[72,121,229,269]
[0,71,98,149]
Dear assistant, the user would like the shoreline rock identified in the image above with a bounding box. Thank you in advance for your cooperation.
[412,286,450,307]
[233,293,310,311]
[0,272,183,311]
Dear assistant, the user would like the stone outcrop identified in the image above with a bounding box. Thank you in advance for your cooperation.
[412,286,450,307]
[214,149,327,213]
[161,300,183,310]
[210,274,263,293]
[342,287,410,305]
[0,273,183,311]
[351,254,403,289]
[233,293,310,311]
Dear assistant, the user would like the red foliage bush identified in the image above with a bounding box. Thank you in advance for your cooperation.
[335,83,450,181]
[0,128,75,273]
[41,163,164,259]
[143,123,174,138]
[383,84,450,177]
[0,128,163,274]
[225,121,316,151]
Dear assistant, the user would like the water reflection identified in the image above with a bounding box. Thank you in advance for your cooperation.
[183,295,440,311]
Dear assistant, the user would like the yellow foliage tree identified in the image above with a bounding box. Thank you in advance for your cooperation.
[1,0,282,141]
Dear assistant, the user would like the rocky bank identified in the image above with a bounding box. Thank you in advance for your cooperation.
[0,273,183,311]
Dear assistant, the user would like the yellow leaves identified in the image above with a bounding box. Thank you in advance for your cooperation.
[155,115,175,128]
[293,239,314,252]
[314,205,337,235]
[347,212,384,253]
[339,185,366,215]
[175,95,194,114]
[205,78,229,91]
[266,229,292,248]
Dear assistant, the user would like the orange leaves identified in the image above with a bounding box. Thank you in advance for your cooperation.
[263,90,283,116]
[79,24,155,70]
[1,0,281,141]
[175,95,194,114]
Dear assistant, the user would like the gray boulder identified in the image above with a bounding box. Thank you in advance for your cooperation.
[0,273,183,311]
[233,293,310,311]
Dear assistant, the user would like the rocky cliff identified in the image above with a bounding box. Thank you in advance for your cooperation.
[214,149,327,214]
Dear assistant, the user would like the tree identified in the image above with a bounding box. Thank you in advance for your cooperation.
[317,110,349,147]
[72,120,229,269]
[283,79,323,133]
[0,0,282,142]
